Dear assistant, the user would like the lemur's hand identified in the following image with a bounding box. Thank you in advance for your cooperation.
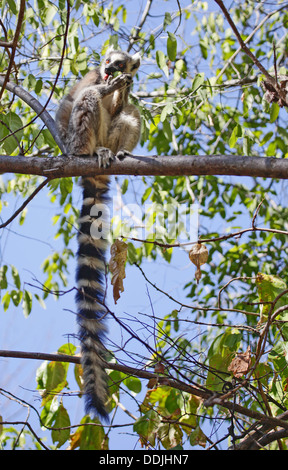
[96,147,115,168]
[109,73,132,89]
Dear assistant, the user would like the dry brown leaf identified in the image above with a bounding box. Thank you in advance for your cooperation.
[147,378,158,389]
[228,346,251,378]
[154,362,165,374]
[108,239,128,304]
[189,243,209,284]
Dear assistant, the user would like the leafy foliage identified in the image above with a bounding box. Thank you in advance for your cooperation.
[1,0,288,451]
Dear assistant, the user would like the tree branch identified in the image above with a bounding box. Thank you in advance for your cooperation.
[0,348,207,398]
[0,177,50,229]
[214,0,288,107]
[127,0,153,51]
[0,78,65,153]
[0,0,25,101]
[0,153,288,179]
[3,347,288,440]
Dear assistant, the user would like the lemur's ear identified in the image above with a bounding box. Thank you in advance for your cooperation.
[106,44,118,55]
[131,52,141,72]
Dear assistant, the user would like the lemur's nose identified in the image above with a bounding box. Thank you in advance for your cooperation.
[104,64,117,75]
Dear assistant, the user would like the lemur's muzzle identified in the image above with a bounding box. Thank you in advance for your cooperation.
[104,65,119,81]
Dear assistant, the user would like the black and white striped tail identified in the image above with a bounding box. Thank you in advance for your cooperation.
[75,175,110,421]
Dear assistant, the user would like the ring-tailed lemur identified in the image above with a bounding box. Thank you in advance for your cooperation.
[55,47,141,420]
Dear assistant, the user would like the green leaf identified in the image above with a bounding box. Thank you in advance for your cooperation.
[191,73,205,92]
[124,376,142,394]
[256,272,288,324]
[40,396,60,428]
[270,102,280,123]
[189,426,206,448]
[160,102,174,122]
[167,32,177,62]
[36,360,69,405]
[34,293,46,309]
[22,73,36,90]
[156,50,169,77]
[121,178,129,194]
[0,265,8,290]
[11,289,22,306]
[60,178,73,197]
[229,124,242,148]
[72,415,107,450]
[0,112,24,155]
[179,394,200,432]
[157,421,183,450]
[22,290,32,317]
[58,343,76,356]
[206,329,241,391]
[35,79,43,95]
[43,4,57,25]
[260,131,273,146]
[11,265,21,289]
[2,292,11,312]
[164,388,180,413]
[141,187,152,203]
[162,118,172,141]
[133,410,160,447]
[163,12,172,30]
[52,403,71,448]
[7,0,17,14]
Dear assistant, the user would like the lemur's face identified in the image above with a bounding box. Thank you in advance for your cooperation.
[102,49,141,81]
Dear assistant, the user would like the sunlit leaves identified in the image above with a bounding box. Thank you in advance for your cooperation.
[6,0,17,15]
[256,273,288,324]
[35,344,77,448]
[135,386,204,449]
[70,415,108,450]
[0,264,44,316]
[41,249,72,297]
[206,329,242,392]
[0,112,23,155]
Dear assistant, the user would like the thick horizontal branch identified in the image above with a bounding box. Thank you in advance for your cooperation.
[1,154,288,179]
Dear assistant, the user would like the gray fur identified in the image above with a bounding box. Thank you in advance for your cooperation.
[55,48,141,420]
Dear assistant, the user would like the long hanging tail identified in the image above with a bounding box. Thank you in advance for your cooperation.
[75,175,110,421]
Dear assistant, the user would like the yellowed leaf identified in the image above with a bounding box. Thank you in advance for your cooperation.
[108,239,128,304]
[189,243,208,284]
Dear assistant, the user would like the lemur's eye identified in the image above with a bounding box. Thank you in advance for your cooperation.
[119,63,124,68]
[106,59,110,64]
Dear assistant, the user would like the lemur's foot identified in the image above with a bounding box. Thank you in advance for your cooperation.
[116,149,133,160]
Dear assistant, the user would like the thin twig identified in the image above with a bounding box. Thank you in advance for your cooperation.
[214,0,288,106]
[128,0,153,51]
[0,0,25,101]
[0,178,50,229]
